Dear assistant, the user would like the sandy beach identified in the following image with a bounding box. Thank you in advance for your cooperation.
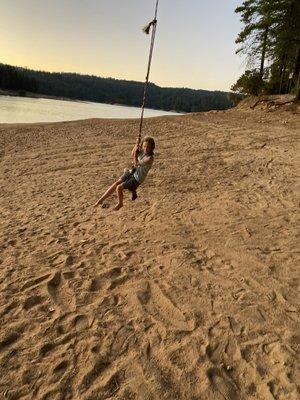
[0,101,299,399]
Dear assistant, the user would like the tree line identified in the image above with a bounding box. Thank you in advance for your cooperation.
[0,63,236,112]
[0,64,38,94]
[232,0,300,99]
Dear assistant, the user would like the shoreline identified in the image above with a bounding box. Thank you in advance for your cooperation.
[0,93,182,124]
[0,88,81,103]
[0,89,183,115]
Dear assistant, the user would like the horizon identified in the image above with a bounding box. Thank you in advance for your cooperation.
[5,62,234,93]
[1,1,243,92]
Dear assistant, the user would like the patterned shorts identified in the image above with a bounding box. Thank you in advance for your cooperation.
[120,169,139,191]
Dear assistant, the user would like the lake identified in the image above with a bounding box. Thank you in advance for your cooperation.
[0,95,179,123]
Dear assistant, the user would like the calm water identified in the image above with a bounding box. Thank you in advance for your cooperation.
[0,95,179,123]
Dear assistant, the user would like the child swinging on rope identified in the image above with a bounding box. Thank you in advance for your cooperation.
[95,1,158,211]
[94,136,155,211]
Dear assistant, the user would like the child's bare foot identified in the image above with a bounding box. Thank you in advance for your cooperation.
[94,200,109,209]
[94,199,103,207]
[113,203,123,211]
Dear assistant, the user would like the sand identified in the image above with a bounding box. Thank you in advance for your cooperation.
[0,103,299,400]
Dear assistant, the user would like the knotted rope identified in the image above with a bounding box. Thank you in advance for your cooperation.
[136,0,159,147]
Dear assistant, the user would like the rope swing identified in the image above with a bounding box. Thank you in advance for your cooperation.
[136,0,159,147]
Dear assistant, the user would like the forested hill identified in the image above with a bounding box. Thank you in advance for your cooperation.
[0,63,235,113]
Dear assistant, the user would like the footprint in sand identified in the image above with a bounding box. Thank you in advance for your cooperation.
[169,341,200,372]
[0,331,21,352]
[52,359,69,374]
[53,311,90,337]
[39,342,56,357]
[21,273,51,291]
[51,359,70,384]
[80,358,110,391]
[23,295,44,310]
[137,281,195,332]
[88,276,104,292]
[47,271,76,312]
[0,301,19,318]
[73,314,89,331]
[225,336,241,362]
[88,266,128,292]
[207,367,241,400]
[83,369,121,398]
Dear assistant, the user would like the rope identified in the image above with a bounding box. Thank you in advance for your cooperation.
[137,0,159,147]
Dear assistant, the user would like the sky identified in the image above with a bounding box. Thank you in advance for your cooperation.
[0,0,244,91]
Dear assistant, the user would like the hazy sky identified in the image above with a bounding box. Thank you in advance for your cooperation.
[0,0,244,91]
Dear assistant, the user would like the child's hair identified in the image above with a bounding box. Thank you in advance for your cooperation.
[142,136,155,155]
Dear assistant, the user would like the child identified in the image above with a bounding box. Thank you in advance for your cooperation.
[94,136,155,211]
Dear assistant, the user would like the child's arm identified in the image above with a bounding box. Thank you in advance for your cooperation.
[134,155,153,167]
[141,155,153,165]
[133,146,140,167]
[131,139,141,157]
[131,145,138,157]
[130,144,138,167]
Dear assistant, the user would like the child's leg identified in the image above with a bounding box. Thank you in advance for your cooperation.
[114,183,124,210]
[94,179,122,207]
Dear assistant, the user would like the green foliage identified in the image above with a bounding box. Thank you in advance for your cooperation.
[235,0,274,74]
[231,70,264,95]
[228,92,244,106]
[233,0,300,96]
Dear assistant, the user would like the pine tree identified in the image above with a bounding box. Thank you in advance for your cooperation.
[268,0,300,94]
[233,0,300,97]
[235,0,274,82]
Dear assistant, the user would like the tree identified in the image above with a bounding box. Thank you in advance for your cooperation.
[235,0,274,84]
[231,70,264,95]
[0,64,39,92]
[233,0,300,96]
[268,0,300,94]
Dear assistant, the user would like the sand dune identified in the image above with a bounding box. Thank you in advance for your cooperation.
[0,104,299,399]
